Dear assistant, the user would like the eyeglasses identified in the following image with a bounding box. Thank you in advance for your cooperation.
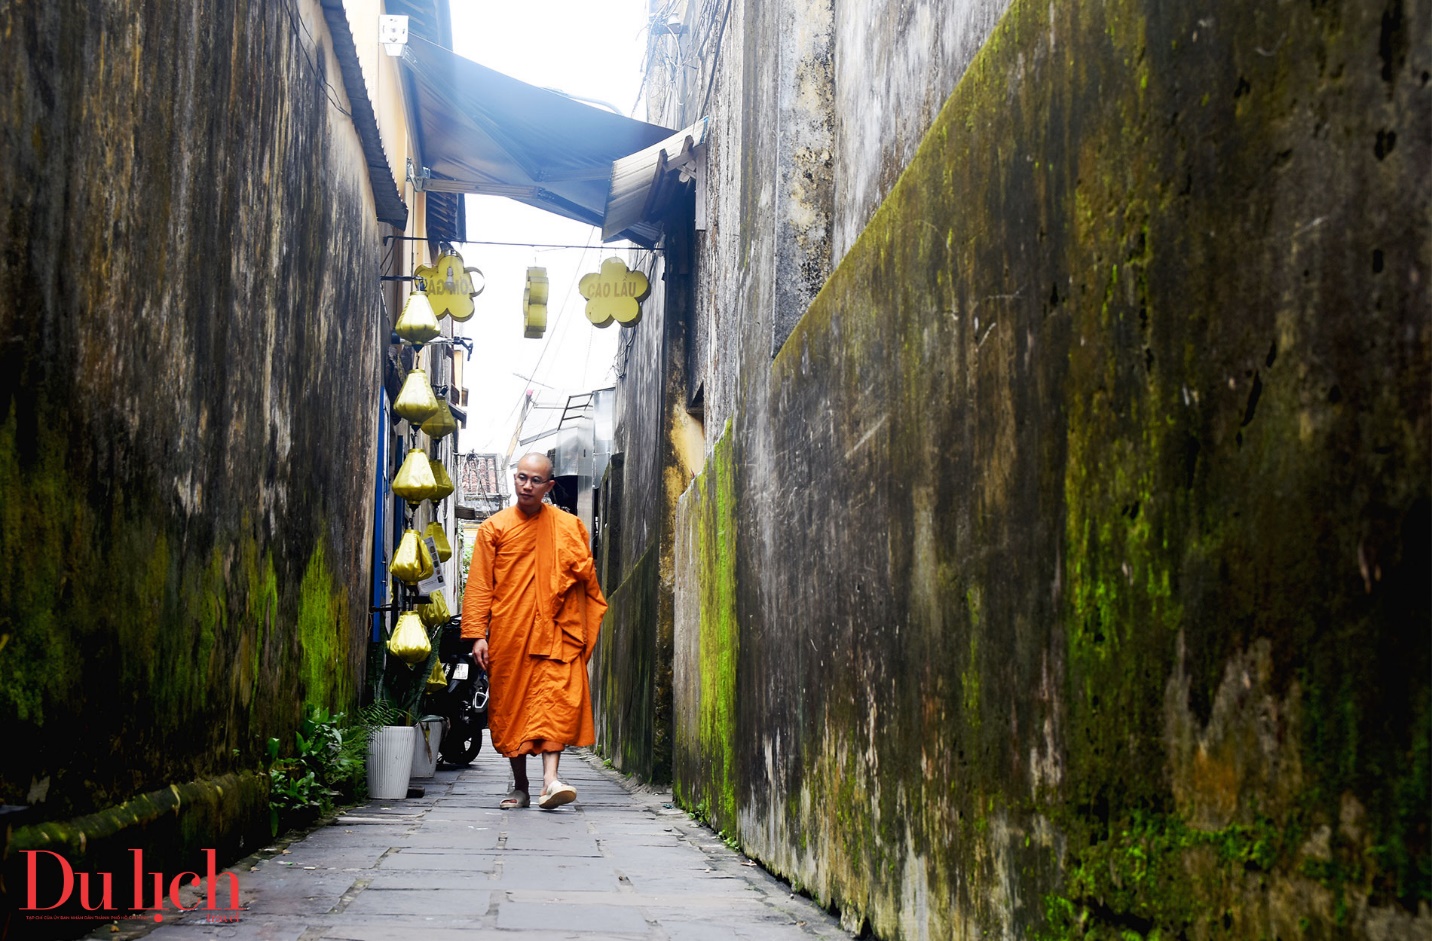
[514,473,550,486]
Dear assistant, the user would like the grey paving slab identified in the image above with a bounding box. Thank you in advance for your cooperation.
[339,887,491,915]
[495,855,623,891]
[364,870,491,890]
[97,734,850,941]
[312,927,488,941]
[619,872,754,895]
[495,900,650,933]
[374,849,496,871]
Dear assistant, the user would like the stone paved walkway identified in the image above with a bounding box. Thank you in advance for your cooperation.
[106,735,849,940]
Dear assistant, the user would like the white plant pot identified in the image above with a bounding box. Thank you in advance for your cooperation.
[410,717,445,779]
[367,725,416,799]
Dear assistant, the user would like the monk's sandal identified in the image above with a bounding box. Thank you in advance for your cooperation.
[538,780,577,810]
[501,788,530,810]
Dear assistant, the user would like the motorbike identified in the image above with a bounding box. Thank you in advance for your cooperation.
[422,619,489,766]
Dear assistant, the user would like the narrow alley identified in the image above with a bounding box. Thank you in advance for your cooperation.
[112,743,847,941]
[3,0,1426,937]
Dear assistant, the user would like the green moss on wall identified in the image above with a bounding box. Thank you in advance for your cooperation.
[710,0,1429,933]
[674,425,741,834]
[0,0,379,878]
[297,539,350,712]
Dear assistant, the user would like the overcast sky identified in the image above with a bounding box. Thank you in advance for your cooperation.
[446,1,653,456]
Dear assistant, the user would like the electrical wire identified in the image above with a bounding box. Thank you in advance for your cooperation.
[698,0,734,118]
[278,0,354,118]
[485,237,603,450]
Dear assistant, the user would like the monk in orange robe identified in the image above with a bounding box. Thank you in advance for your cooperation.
[461,452,607,809]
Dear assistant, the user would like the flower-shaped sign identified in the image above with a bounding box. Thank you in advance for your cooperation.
[415,251,484,322]
[579,258,650,328]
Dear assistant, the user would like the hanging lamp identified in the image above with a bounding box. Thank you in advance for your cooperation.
[392,448,438,506]
[395,291,441,344]
[423,521,452,562]
[427,459,455,501]
[387,610,432,664]
[420,400,457,439]
[394,368,440,423]
[391,528,434,584]
[523,267,548,339]
[418,589,450,627]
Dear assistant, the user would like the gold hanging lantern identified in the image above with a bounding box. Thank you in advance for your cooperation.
[392,448,437,506]
[395,291,441,344]
[387,611,432,665]
[391,528,434,584]
[420,400,457,439]
[427,459,455,501]
[423,521,452,562]
[392,289,441,345]
[425,657,448,692]
[418,589,450,627]
[394,368,440,423]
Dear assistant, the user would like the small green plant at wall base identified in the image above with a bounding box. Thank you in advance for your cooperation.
[267,706,368,835]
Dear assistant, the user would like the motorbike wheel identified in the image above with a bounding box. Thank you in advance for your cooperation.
[440,708,483,766]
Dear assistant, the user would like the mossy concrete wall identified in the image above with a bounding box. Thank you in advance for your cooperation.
[673,425,739,834]
[660,0,1429,936]
[592,244,705,784]
[0,0,381,906]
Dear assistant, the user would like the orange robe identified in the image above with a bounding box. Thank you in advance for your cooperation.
[460,505,607,757]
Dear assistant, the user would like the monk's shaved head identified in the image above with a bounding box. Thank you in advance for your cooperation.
[513,453,556,515]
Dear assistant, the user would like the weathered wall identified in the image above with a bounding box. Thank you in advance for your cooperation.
[649,0,1013,438]
[831,0,1011,259]
[672,424,739,833]
[592,254,682,782]
[661,0,1430,936]
[0,0,381,889]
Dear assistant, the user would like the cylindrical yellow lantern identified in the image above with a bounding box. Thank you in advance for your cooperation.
[395,291,441,345]
[523,267,548,339]
[395,368,440,423]
[392,448,437,506]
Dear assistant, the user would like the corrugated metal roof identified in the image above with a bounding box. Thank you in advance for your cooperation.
[602,118,709,246]
[399,38,674,233]
[318,0,408,228]
[383,0,463,247]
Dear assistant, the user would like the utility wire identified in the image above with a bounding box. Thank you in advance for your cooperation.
[279,0,353,117]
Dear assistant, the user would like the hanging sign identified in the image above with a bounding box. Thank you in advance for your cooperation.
[579,257,650,328]
[416,251,484,322]
[523,267,548,339]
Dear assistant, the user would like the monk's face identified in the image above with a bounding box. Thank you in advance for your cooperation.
[513,456,555,514]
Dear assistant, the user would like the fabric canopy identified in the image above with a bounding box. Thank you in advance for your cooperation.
[400,38,674,235]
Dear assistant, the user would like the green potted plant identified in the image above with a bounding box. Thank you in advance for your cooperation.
[365,613,444,798]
